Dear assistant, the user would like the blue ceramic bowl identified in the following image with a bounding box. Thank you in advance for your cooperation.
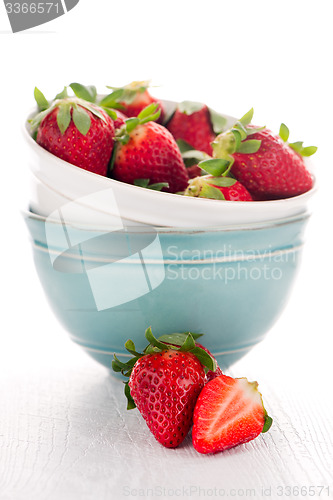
[23,208,310,370]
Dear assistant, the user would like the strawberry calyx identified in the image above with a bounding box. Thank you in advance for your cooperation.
[185,175,237,200]
[29,85,116,136]
[112,328,217,410]
[243,380,273,434]
[133,179,169,191]
[212,108,317,170]
[114,103,161,145]
[211,108,263,171]
[183,152,238,200]
[278,123,317,157]
[100,80,151,110]
[176,139,211,168]
[262,411,273,433]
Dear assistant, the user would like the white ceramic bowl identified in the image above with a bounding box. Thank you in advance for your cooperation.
[29,173,146,227]
[23,102,317,228]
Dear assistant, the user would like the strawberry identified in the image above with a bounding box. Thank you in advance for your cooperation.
[166,101,226,155]
[111,104,189,193]
[195,343,223,382]
[211,109,316,200]
[161,337,223,383]
[192,374,273,454]
[112,329,217,449]
[186,164,202,179]
[185,175,253,201]
[30,86,115,176]
[100,80,164,123]
[112,109,128,129]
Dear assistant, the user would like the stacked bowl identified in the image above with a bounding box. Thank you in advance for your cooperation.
[23,101,316,370]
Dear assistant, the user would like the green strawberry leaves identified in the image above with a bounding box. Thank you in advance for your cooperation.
[237,139,261,154]
[239,108,254,126]
[262,413,273,433]
[115,103,161,144]
[101,81,149,109]
[198,158,230,176]
[72,104,91,135]
[99,89,127,109]
[176,139,210,168]
[69,83,97,103]
[199,183,225,200]
[157,332,203,344]
[185,174,237,200]
[279,123,290,142]
[144,328,216,373]
[133,179,169,191]
[54,100,106,136]
[137,102,161,123]
[279,123,317,157]
[112,327,217,409]
[55,87,68,100]
[206,177,237,187]
[30,84,112,136]
[34,87,49,111]
[211,108,264,167]
[56,102,71,134]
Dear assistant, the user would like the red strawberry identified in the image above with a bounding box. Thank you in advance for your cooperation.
[212,109,316,200]
[112,329,217,448]
[111,104,189,193]
[161,335,223,383]
[185,174,253,201]
[101,81,164,123]
[112,109,127,129]
[192,374,273,454]
[30,89,115,176]
[187,164,202,179]
[166,102,217,155]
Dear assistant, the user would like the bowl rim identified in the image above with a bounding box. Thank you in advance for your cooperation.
[23,103,318,210]
[22,206,311,233]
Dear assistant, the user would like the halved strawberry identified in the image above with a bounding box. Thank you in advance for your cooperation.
[192,374,272,454]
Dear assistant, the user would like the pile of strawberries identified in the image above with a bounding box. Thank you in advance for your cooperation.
[30,81,316,202]
[112,328,272,453]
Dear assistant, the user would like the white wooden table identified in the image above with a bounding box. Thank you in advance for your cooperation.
[1,202,333,500]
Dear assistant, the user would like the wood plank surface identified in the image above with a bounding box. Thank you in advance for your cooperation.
[1,219,333,500]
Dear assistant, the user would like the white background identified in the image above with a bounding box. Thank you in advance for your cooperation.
[1,1,333,498]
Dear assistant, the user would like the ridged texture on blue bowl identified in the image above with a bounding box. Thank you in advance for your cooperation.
[24,213,309,370]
